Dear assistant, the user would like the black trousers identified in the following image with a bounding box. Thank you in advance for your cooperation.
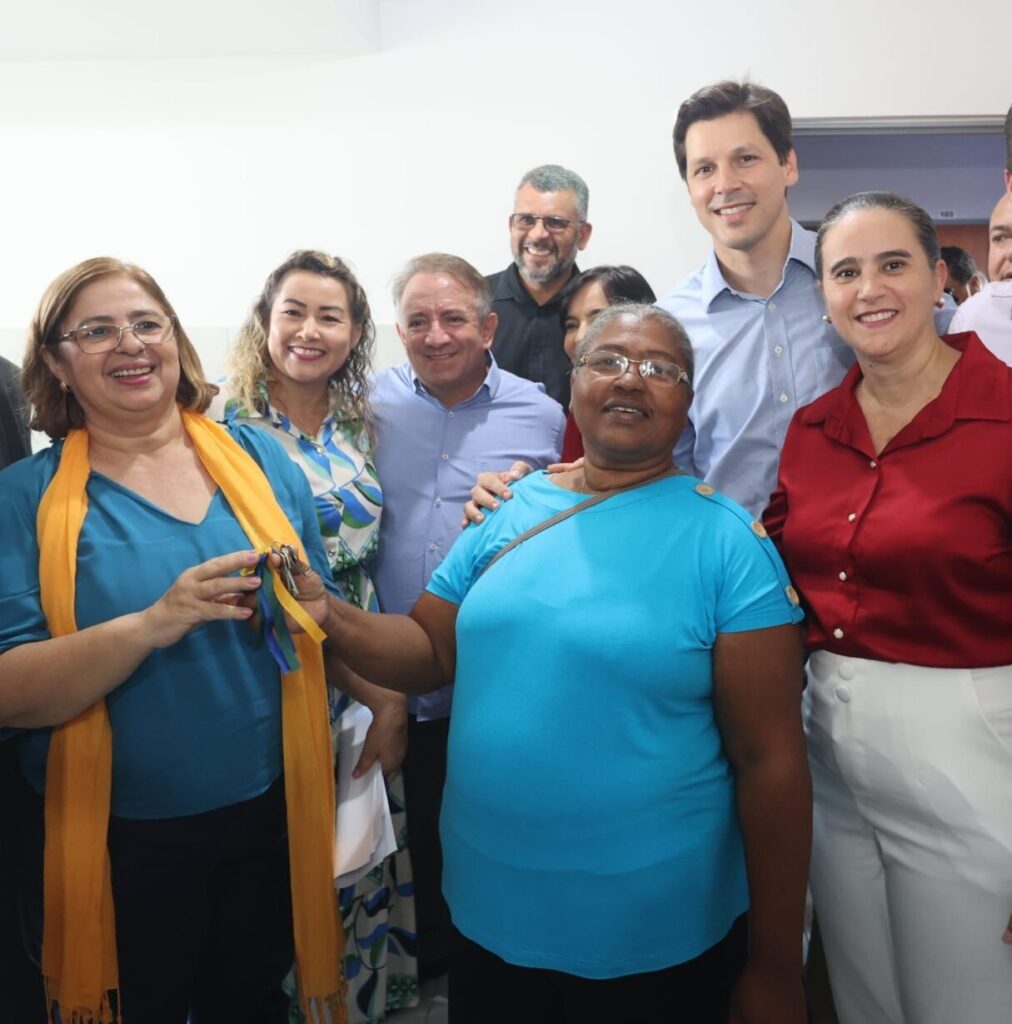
[401,714,453,975]
[448,915,748,1024]
[0,742,46,1023]
[12,772,295,1024]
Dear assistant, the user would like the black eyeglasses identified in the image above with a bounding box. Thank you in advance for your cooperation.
[510,213,583,234]
[57,315,176,354]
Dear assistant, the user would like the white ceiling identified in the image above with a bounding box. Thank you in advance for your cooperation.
[2,0,380,61]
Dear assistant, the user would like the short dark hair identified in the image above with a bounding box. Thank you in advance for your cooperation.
[940,246,977,286]
[673,80,794,180]
[815,191,941,279]
[558,265,656,328]
[1005,102,1012,175]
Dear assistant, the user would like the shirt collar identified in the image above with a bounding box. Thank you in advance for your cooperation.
[410,353,500,406]
[245,381,340,440]
[700,220,815,309]
[492,262,579,309]
[802,331,1010,450]
[491,264,525,302]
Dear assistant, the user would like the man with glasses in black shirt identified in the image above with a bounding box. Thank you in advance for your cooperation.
[487,164,592,407]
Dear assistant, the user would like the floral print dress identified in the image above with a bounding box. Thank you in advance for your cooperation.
[210,384,419,1023]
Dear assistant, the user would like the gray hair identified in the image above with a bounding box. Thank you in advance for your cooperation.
[391,253,493,324]
[517,164,590,221]
[574,303,694,385]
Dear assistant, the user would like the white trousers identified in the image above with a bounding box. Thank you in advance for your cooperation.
[805,652,1012,1024]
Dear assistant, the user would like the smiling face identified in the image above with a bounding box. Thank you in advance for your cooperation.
[265,270,362,395]
[988,193,1012,283]
[396,271,497,407]
[819,207,946,365]
[683,111,798,257]
[41,273,180,428]
[571,312,691,467]
[562,280,610,361]
[510,185,591,289]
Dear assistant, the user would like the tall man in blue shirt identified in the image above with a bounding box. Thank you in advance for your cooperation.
[656,80,952,516]
[370,253,565,983]
[655,80,853,516]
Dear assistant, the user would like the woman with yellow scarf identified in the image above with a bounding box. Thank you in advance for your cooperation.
[0,258,350,1023]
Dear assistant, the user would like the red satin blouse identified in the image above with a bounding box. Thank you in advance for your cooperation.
[764,333,1012,668]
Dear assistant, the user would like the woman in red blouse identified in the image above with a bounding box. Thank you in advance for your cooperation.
[765,191,1012,1024]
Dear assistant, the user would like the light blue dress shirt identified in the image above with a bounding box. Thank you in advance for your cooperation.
[369,357,565,720]
[657,222,957,517]
[657,223,854,516]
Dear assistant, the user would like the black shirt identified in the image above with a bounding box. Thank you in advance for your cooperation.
[0,356,30,469]
[487,263,577,408]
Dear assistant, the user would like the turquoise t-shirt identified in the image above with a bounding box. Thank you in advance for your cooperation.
[0,423,334,819]
[426,471,804,978]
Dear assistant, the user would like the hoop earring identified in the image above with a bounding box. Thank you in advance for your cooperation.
[59,380,71,393]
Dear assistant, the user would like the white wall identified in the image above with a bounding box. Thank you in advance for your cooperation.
[0,0,1008,378]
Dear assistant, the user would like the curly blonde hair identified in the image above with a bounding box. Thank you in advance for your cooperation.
[22,257,217,440]
[228,251,375,430]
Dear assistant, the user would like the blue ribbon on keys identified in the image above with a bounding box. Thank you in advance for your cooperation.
[248,550,302,673]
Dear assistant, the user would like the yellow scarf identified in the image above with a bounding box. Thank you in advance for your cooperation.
[36,409,345,1023]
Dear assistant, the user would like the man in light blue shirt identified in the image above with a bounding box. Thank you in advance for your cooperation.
[370,252,565,981]
[657,80,953,516]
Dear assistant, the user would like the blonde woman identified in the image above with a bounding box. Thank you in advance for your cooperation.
[210,251,418,1022]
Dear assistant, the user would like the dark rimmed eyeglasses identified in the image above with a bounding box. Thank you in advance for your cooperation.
[57,315,176,355]
[576,351,691,388]
[510,213,584,234]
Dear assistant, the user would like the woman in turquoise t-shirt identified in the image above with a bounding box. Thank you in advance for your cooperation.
[279,304,812,1024]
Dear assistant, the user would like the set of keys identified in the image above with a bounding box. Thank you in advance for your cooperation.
[272,543,310,597]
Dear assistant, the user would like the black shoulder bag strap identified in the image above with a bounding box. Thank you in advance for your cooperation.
[478,491,610,580]
[477,471,682,580]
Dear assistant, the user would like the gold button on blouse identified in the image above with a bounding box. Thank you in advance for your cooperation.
[751,521,768,539]
[695,483,715,496]
[785,585,800,605]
